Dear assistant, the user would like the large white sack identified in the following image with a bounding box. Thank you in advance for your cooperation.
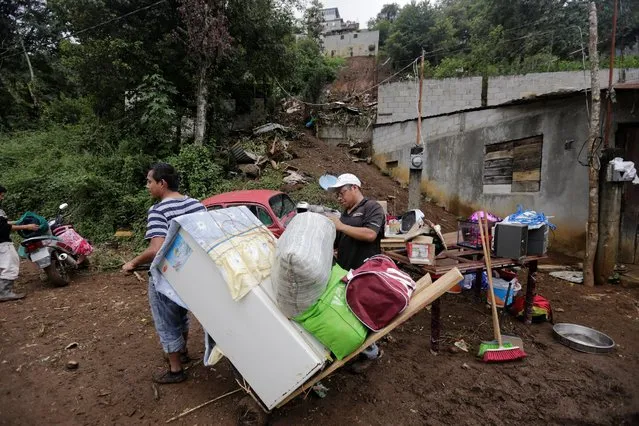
[272,212,336,318]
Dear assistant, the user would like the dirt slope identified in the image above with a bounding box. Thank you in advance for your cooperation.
[326,57,378,99]
[287,133,458,232]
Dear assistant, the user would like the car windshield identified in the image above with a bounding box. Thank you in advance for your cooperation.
[269,194,296,219]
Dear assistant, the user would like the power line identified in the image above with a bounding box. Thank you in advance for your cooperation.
[273,56,420,107]
[0,0,167,62]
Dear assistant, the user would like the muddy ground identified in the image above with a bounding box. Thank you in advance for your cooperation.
[1,140,638,425]
[1,256,638,425]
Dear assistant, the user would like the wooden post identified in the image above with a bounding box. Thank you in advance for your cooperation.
[523,261,538,325]
[584,2,601,287]
[416,51,424,147]
[408,51,425,210]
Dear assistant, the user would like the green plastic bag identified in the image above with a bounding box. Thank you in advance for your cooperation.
[294,264,368,360]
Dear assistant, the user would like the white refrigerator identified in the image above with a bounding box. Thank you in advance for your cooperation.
[151,208,328,409]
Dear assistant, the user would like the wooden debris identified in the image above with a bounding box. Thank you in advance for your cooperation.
[238,164,261,179]
[165,389,241,423]
[152,384,160,401]
[381,239,405,250]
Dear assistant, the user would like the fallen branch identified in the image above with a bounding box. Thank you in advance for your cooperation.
[165,388,241,423]
[133,272,146,283]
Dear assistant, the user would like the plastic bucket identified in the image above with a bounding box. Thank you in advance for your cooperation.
[488,277,521,307]
[447,277,464,294]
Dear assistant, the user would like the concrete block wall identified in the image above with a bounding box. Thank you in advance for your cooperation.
[625,68,639,81]
[377,77,483,125]
[318,125,373,146]
[486,70,619,105]
[376,68,639,126]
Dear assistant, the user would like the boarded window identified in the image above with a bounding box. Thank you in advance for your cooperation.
[483,136,542,193]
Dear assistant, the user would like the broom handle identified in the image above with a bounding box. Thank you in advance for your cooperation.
[481,216,497,341]
[478,214,503,347]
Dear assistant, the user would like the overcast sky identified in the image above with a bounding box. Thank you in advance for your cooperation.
[296,0,414,27]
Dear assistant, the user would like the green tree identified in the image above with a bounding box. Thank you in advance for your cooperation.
[367,3,401,47]
[303,0,324,45]
[385,2,437,66]
[0,0,66,129]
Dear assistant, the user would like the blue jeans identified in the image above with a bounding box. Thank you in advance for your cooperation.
[148,276,189,353]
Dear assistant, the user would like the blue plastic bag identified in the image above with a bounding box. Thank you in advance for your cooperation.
[461,272,488,290]
[502,205,556,230]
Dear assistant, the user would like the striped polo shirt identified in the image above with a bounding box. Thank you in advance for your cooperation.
[145,196,206,239]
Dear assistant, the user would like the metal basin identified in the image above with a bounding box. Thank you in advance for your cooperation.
[553,323,615,354]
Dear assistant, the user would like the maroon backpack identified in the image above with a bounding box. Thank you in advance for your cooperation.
[344,255,416,331]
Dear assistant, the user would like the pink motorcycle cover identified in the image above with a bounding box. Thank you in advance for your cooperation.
[56,227,93,256]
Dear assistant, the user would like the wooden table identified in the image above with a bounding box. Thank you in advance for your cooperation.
[384,246,546,352]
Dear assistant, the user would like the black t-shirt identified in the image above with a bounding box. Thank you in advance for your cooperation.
[0,216,12,243]
[335,198,385,271]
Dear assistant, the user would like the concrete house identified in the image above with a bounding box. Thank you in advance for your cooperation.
[319,7,379,58]
[372,69,639,274]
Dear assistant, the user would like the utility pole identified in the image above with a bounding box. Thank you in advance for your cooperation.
[408,50,425,210]
[604,0,618,147]
[584,2,601,287]
[595,0,623,285]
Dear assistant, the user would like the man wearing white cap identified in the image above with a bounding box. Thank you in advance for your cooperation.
[326,173,385,373]
[326,173,385,270]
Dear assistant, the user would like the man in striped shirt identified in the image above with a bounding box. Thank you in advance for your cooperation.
[123,163,205,384]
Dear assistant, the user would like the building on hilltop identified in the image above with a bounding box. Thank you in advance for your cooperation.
[319,7,379,58]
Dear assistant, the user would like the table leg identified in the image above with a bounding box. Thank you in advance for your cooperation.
[430,298,441,353]
[524,260,538,325]
[473,269,482,303]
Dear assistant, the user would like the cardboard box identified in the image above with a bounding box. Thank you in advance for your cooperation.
[407,236,435,265]
[384,216,402,238]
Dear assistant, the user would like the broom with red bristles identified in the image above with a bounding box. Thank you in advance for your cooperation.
[477,214,527,363]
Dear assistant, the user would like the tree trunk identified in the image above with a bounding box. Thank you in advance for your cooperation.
[20,37,38,107]
[194,64,208,145]
[584,2,601,287]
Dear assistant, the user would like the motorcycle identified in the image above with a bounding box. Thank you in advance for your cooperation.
[19,203,92,287]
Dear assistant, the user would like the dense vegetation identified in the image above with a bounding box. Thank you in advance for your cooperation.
[1,0,637,243]
[369,0,639,77]
[0,0,340,241]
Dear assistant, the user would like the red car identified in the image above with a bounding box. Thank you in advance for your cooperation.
[201,190,298,238]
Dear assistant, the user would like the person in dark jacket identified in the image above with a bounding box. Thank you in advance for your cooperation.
[326,173,385,373]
